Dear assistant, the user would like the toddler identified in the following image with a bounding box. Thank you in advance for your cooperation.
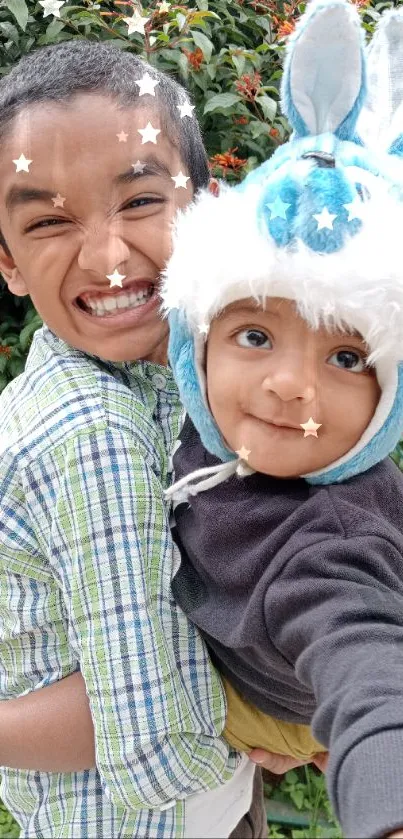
[163,2,403,836]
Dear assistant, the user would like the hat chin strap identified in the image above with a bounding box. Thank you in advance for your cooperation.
[165,458,254,503]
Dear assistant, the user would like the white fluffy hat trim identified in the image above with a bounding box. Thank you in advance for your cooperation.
[162,180,403,368]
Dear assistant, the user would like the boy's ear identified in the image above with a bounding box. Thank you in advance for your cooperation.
[0,244,29,297]
[208,178,220,197]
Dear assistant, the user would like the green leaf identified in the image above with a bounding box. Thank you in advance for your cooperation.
[290,788,305,811]
[190,29,213,61]
[46,17,66,37]
[0,21,20,44]
[0,374,8,394]
[204,92,240,114]
[257,93,277,122]
[204,63,216,80]
[9,357,25,379]
[232,53,245,76]
[176,12,187,31]
[249,119,270,139]
[0,355,8,374]
[5,0,28,31]
[19,320,40,352]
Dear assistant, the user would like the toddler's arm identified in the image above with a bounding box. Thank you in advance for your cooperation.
[266,533,403,839]
[0,672,95,771]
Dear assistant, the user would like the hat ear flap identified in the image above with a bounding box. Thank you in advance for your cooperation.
[281,0,365,139]
[356,8,403,157]
[168,309,233,463]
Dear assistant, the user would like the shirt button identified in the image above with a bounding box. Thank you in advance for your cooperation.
[160,800,176,811]
[152,373,167,390]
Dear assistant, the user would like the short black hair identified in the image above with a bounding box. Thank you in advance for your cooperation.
[0,39,210,192]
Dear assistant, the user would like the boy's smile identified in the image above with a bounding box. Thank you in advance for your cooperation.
[0,94,193,363]
[206,298,381,477]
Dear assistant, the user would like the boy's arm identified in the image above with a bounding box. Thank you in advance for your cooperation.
[52,426,231,810]
[0,672,96,771]
[265,533,403,839]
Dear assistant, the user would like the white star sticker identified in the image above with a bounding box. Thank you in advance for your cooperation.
[13,154,32,173]
[52,193,66,208]
[198,322,210,336]
[313,207,337,230]
[39,0,65,17]
[344,195,366,222]
[171,171,190,189]
[106,269,126,289]
[135,73,159,97]
[132,160,146,175]
[236,446,251,461]
[158,1,171,12]
[138,122,161,145]
[267,196,291,220]
[177,101,195,119]
[117,130,128,143]
[124,11,150,35]
[300,417,322,438]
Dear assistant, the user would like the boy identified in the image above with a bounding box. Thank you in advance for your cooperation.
[162,1,403,836]
[0,38,258,838]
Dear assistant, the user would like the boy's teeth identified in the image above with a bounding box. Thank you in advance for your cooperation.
[81,287,153,316]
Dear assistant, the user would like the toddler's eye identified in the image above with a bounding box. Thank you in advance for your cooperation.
[328,349,366,372]
[236,329,272,349]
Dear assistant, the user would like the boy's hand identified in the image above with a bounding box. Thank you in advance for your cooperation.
[248,750,329,774]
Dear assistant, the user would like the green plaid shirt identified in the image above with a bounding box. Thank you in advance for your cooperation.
[0,326,236,838]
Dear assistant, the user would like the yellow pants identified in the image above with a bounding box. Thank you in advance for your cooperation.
[223,678,327,761]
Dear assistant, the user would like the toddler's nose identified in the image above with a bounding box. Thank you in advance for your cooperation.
[261,355,317,404]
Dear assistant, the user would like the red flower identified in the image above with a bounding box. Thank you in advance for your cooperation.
[277,19,295,38]
[0,345,11,358]
[234,116,249,125]
[182,47,203,71]
[235,73,262,101]
[210,148,247,177]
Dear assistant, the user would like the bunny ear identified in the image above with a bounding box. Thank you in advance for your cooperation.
[355,8,403,156]
[281,0,365,139]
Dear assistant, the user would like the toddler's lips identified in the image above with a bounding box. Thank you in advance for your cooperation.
[75,280,155,317]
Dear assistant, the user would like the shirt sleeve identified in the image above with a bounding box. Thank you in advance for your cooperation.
[51,425,231,811]
[265,533,403,839]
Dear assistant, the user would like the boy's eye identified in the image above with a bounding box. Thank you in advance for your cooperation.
[235,329,272,349]
[123,196,164,210]
[26,217,66,232]
[327,349,367,373]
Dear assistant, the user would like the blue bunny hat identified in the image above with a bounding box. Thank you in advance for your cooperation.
[163,0,403,487]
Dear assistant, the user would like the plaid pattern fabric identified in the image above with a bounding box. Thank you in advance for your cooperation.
[0,326,236,838]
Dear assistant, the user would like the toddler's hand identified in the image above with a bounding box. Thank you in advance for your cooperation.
[249,750,311,774]
[249,749,329,775]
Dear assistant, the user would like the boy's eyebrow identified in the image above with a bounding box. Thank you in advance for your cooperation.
[5,158,173,214]
[6,187,56,214]
[114,157,173,185]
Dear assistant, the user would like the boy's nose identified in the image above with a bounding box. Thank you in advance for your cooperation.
[78,228,130,276]
[261,358,317,404]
